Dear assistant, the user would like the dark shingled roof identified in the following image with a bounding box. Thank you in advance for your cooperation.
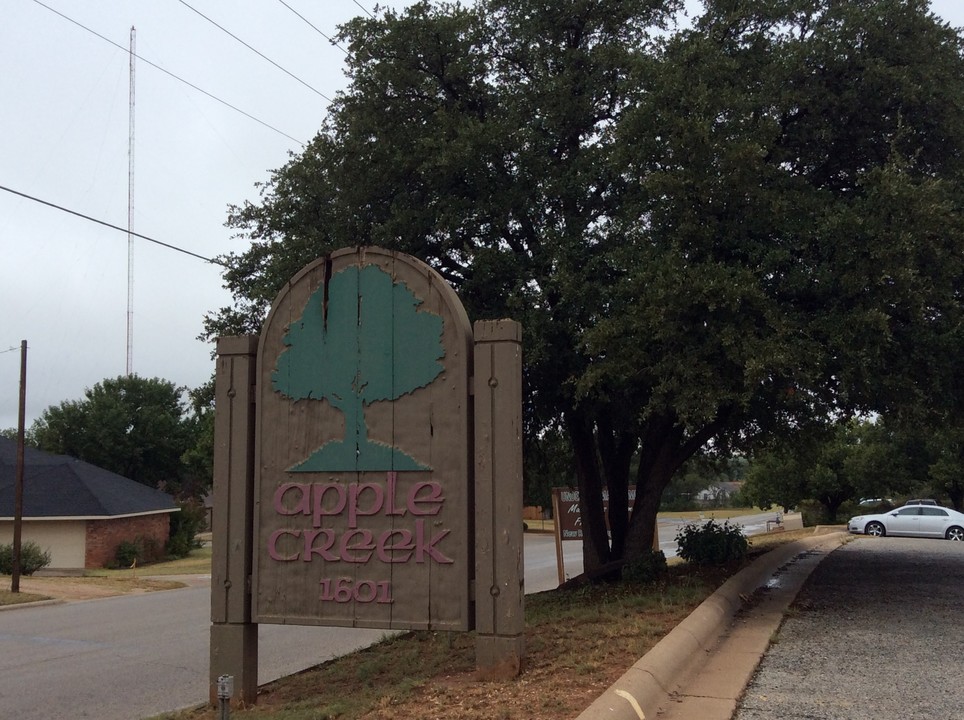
[0,437,177,518]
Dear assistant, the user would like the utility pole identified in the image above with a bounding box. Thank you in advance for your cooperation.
[11,340,26,593]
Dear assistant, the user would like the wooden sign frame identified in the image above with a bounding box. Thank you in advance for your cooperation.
[210,247,525,705]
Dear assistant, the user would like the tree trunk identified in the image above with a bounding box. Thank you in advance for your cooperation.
[623,427,679,561]
[567,407,729,576]
[597,414,636,561]
[567,409,611,573]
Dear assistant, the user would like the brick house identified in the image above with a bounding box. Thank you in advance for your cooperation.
[0,437,178,570]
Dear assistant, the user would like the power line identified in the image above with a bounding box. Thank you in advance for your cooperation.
[30,0,306,146]
[0,184,226,267]
[176,0,335,101]
[352,0,376,19]
[276,0,348,54]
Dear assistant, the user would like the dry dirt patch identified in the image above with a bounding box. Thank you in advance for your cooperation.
[13,575,185,601]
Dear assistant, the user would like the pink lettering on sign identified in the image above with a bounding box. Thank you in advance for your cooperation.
[267,520,453,564]
[319,578,393,604]
[267,473,453,566]
[273,472,443,529]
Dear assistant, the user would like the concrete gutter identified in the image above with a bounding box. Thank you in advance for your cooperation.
[576,530,848,720]
[0,598,64,611]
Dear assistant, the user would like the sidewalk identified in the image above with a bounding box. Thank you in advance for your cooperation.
[576,529,849,720]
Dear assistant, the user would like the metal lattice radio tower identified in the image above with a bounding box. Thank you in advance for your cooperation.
[127,25,136,376]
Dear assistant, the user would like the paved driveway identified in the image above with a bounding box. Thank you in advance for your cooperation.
[735,536,964,720]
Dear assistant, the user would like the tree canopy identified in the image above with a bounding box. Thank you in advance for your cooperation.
[205,0,964,574]
[29,375,208,498]
[743,415,964,517]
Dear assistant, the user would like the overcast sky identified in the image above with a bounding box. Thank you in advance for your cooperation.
[2,1,963,432]
[1,0,419,430]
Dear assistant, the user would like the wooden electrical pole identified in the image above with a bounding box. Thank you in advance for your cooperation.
[11,340,26,593]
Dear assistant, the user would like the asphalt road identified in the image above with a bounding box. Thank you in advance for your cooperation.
[734,536,964,720]
[0,578,387,720]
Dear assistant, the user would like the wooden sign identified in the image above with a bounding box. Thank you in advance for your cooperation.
[552,487,637,540]
[252,247,473,631]
[550,487,645,585]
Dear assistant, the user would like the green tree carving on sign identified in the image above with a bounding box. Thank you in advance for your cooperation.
[273,264,444,471]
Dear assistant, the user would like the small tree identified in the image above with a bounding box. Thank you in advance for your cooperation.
[743,446,810,513]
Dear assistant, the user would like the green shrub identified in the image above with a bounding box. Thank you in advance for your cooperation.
[675,519,748,566]
[797,499,823,527]
[622,549,667,584]
[114,535,164,568]
[166,501,206,559]
[0,540,52,575]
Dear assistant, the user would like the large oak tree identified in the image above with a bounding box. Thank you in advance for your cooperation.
[206,0,964,575]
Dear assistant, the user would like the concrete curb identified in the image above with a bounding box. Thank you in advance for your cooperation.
[0,598,64,612]
[575,531,848,720]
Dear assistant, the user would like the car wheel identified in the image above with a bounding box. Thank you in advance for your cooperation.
[866,521,885,537]
[946,526,964,541]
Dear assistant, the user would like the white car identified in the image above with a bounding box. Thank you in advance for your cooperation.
[848,503,964,541]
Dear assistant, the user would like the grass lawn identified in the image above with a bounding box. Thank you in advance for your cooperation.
[0,546,213,605]
[0,588,51,606]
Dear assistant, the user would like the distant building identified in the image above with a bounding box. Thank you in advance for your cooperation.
[0,437,178,570]
[695,481,744,506]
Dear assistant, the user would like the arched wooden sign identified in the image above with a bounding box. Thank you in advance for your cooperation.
[211,246,523,705]
[252,247,474,630]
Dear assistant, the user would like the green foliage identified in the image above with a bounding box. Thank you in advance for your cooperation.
[798,500,830,527]
[746,416,964,518]
[929,453,964,511]
[743,444,809,513]
[745,422,871,518]
[675,520,748,566]
[177,380,216,499]
[524,425,574,509]
[113,536,164,568]
[0,541,52,575]
[114,541,140,568]
[29,375,213,498]
[206,0,964,571]
[916,414,964,511]
[622,549,667,585]
[166,502,206,559]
